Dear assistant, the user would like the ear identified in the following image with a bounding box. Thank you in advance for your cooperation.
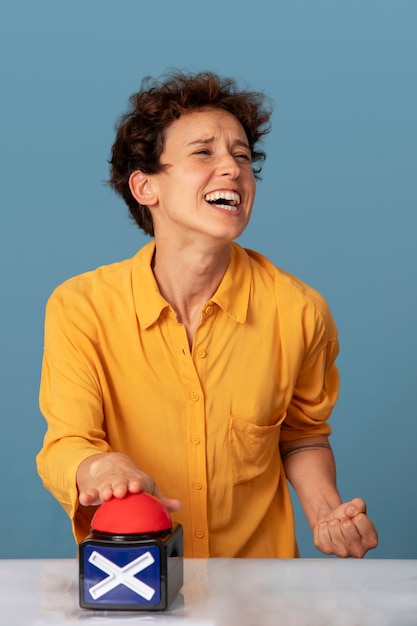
[129,170,158,206]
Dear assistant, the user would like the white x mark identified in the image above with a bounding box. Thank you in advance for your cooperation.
[88,550,156,600]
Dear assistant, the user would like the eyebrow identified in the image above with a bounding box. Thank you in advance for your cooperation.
[187,137,250,150]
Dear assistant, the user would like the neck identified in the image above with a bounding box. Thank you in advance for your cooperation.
[152,240,231,347]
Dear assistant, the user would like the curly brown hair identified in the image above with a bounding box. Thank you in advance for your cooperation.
[109,70,273,236]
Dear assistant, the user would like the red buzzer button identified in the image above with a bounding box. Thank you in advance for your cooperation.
[91,492,172,535]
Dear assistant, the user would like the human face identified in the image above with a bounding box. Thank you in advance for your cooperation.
[148,108,256,246]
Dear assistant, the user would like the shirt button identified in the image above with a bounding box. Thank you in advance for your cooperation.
[205,305,214,316]
[195,528,205,538]
[191,434,201,445]
[190,390,200,402]
[197,349,207,359]
[193,481,202,490]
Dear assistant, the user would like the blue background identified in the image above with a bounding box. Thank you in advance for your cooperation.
[0,1,415,559]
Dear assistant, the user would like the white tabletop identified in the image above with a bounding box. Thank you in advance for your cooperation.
[0,558,416,625]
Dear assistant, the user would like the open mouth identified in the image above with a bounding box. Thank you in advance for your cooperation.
[204,191,241,211]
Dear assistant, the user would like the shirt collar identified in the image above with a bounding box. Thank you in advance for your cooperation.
[132,241,170,329]
[132,240,251,329]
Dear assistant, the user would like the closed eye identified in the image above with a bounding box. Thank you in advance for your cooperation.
[235,153,251,162]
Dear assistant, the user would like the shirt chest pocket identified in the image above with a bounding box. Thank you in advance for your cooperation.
[228,412,286,485]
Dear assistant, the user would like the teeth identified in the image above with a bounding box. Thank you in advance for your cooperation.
[204,191,241,205]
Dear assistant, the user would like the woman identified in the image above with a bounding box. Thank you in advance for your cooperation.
[37,71,377,558]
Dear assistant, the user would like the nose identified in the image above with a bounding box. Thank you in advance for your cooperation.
[216,151,240,179]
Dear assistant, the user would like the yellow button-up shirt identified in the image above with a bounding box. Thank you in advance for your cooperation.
[37,241,339,558]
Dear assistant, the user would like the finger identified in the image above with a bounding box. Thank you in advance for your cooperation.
[126,479,144,494]
[153,487,182,513]
[350,513,379,550]
[326,518,353,558]
[314,520,334,555]
[338,515,378,558]
[344,497,367,518]
[163,497,182,513]
[79,489,102,507]
[322,501,354,523]
[102,476,145,500]
[339,517,365,557]
[110,481,130,499]
[98,483,119,501]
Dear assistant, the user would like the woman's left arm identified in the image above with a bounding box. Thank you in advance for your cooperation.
[280,435,378,558]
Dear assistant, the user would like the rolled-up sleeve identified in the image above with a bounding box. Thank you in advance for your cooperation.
[281,336,339,442]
